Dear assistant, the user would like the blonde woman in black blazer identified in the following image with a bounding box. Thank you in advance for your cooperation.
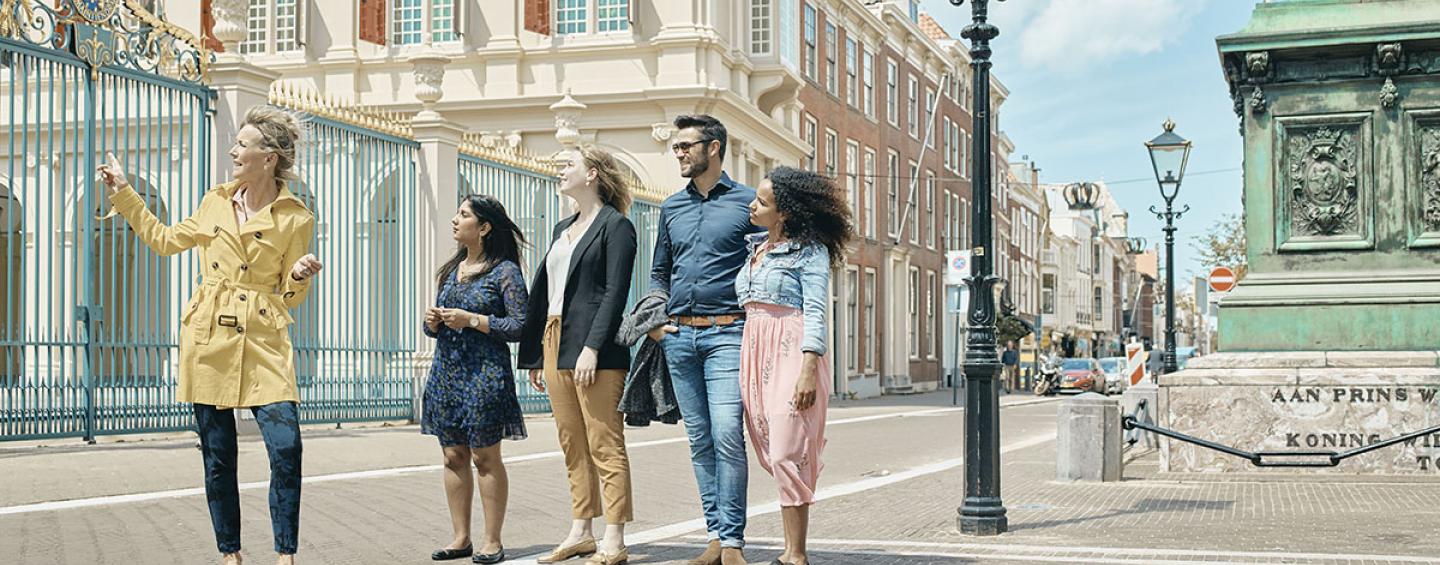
[518,147,637,565]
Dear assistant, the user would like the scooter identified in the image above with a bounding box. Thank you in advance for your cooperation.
[1033,355,1061,396]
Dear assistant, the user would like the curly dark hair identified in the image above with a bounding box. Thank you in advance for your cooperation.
[767,166,854,269]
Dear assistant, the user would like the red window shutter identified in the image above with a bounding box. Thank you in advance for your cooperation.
[525,0,551,36]
[200,0,224,52]
[360,0,387,45]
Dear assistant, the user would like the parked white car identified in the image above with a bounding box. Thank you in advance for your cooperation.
[1098,357,1128,395]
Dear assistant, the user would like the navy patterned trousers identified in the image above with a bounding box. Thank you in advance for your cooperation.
[193,402,303,555]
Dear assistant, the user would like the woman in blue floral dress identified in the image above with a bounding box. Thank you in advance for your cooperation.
[423,194,529,564]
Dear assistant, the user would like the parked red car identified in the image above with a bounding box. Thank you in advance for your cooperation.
[1057,358,1105,394]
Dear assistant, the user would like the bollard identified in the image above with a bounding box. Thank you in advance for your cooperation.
[1056,392,1122,482]
[1121,382,1159,450]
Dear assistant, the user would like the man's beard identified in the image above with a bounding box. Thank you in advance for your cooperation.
[682,154,711,178]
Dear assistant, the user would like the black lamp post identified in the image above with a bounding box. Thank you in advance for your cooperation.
[951,0,1006,537]
[1145,119,1192,375]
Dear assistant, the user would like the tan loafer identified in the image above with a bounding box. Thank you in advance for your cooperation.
[536,538,597,563]
[686,540,722,565]
[585,547,629,565]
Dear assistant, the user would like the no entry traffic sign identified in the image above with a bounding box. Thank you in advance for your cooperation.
[1208,266,1237,293]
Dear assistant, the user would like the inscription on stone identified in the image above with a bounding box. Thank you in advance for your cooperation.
[1268,386,1440,470]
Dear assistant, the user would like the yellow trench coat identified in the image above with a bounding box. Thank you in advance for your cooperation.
[112,180,315,408]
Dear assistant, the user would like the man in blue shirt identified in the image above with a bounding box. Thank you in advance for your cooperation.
[647,114,761,565]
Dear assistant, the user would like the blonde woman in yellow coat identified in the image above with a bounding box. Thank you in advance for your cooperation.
[97,107,323,565]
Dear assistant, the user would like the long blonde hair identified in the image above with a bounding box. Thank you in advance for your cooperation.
[578,146,632,214]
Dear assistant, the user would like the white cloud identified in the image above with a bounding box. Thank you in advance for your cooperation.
[1009,0,1207,72]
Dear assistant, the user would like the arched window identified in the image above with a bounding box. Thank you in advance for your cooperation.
[90,175,170,384]
[0,182,22,386]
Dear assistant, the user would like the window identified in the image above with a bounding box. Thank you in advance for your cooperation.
[825,22,838,96]
[961,197,970,248]
[392,0,424,44]
[907,160,918,244]
[928,271,938,359]
[846,268,858,371]
[886,59,898,126]
[846,38,858,108]
[555,0,588,35]
[846,141,859,219]
[1095,286,1104,322]
[908,75,919,138]
[925,87,936,145]
[596,0,630,32]
[864,269,877,371]
[803,114,817,170]
[750,0,772,55]
[863,148,876,238]
[909,267,920,359]
[863,48,875,118]
[803,4,817,81]
[961,132,969,179]
[825,130,838,177]
[241,0,305,54]
[887,150,900,236]
[941,118,951,171]
[925,170,936,249]
[242,0,269,54]
[430,0,456,41]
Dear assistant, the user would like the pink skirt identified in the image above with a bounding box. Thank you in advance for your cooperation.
[741,302,830,506]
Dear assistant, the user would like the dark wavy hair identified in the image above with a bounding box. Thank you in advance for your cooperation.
[767,166,854,269]
[436,194,528,291]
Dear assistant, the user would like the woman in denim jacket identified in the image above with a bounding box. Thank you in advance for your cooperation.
[735,166,854,565]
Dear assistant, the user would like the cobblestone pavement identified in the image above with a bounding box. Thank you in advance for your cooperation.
[3,391,1439,564]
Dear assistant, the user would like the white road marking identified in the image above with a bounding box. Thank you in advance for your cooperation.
[504,432,1059,564]
[0,397,1057,516]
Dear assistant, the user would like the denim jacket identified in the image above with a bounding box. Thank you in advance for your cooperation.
[734,233,830,356]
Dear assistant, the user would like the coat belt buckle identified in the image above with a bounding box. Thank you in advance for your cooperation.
[217,315,239,327]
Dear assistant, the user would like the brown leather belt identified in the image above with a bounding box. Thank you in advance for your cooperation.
[672,314,745,328]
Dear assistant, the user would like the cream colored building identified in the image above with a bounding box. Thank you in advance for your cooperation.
[170,0,809,191]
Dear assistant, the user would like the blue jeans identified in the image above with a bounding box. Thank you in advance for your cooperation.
[194,402,303,555]
[662,321,748,548]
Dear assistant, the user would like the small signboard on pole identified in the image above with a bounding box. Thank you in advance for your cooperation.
[945,250,972,285]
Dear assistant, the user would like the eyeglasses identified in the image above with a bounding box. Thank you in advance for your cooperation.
[670,138,713,154]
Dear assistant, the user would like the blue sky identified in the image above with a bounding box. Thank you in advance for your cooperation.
[922,0,1257,282]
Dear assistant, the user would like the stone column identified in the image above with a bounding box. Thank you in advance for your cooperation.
[209,60,279,188]
[407,54,463,421]
[1057,393,1122,482]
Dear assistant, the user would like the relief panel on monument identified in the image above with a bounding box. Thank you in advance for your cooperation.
[1406,110,1440,248]
[1274,114,1374,251]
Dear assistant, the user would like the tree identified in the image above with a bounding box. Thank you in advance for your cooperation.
[996,315,1031,347]
[1193,213,1247,278]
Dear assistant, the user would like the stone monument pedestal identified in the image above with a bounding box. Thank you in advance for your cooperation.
[1160,352,1440,474]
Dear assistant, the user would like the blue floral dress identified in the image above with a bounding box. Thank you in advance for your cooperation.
[422,260,529,448]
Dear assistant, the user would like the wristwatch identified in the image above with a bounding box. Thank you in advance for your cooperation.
[469,314,481,329]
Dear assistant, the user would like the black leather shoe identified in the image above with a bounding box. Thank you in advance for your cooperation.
[432,544,473,561]
[472,546,506,564]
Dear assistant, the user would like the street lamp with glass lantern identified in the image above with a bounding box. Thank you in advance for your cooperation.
[1145,119,1192,375]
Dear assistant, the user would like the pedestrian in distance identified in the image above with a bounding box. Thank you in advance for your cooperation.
[1002,341,1020,394]
[518,147,638,565]
[649,114,765,565]
[96,106,323,565]
[422,194,531,564]
[736,166,854,565]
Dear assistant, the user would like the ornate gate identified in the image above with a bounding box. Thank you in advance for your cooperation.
[0,0,213,440]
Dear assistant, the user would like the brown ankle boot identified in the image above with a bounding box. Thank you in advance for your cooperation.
[686,540,722,565]
[720,547,746,565]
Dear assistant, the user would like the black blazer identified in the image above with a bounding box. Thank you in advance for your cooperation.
[518,205,637,371]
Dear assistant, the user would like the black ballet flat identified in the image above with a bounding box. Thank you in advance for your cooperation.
[472,546,506,564]
[431,544,473,561]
